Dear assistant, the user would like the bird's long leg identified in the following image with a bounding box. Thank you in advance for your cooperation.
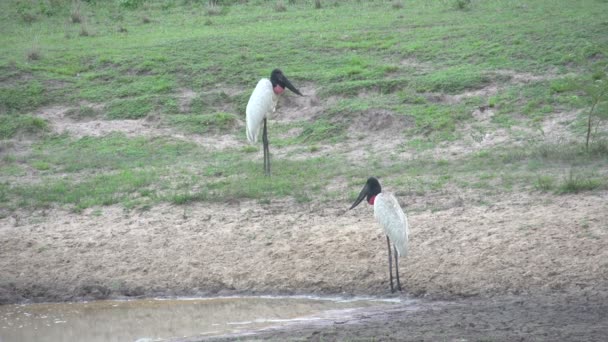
[262,118,270,177]
[387,236,394,293]
[394,246,402,292]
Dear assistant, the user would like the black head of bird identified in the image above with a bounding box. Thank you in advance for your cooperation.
[350,177,382,210]
[270,68,303,96]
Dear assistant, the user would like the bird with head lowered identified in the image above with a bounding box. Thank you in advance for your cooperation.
[350,177,409,293]
[246,69,302,176]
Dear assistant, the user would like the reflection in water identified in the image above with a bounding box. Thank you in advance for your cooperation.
[0,296,397,342]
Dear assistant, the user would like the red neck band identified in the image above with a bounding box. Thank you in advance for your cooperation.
[273,85,285,94]
[368,195,376,205]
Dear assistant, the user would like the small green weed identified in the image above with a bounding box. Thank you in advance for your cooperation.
[0,81,47,113]
[170,191,208,205]
[557,171,603,194]
[0,115,47,139]
[454,0,471,10]
[241,145,258,153]
[106,98,152,119]
[534,175,555,191]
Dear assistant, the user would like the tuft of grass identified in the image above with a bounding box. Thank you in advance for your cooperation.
[170,191,208,205]
[557,171,603,194]
[205,4,222,16]
[297,119,345,143]
[119,0,145,10]
[314,0,321,9]
[106,98,153,119]
[241,145,258,153]
[169,112,239,134]
[26,46,42,61]
[70,1,82,24]
[79,24,90,37]
[454,0,471,10]
[32,161,51,171]
[70,11,82,24]
[274,1,287,12]
[0,115,48,139]
[534,175,555,192]
[0,81,49,113]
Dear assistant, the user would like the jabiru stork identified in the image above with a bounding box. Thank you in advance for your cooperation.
[350,177,409,293]
[246,69,302,176]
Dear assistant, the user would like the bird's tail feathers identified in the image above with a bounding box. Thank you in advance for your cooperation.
[394,237,408,257]
[246,125,258,143]
[396,244,408,258]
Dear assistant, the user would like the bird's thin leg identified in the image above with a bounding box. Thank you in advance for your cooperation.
[387,236,394,293]
[394,246,402,292]
[263,118,270,177]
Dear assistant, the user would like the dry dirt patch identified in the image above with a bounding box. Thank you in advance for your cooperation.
[423,68,562,107]
[346,109,414,133]
[177,88,198,113]
[29,104,244,151]
[274,85,325,122]
[1,191,606,305]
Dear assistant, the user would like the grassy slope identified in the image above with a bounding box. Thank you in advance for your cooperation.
[0,0,607,213]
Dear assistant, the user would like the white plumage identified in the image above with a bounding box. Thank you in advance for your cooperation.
[246,79,277,143]
[244,69,302,176]
[349,177,408,292]
[374,192,409,257]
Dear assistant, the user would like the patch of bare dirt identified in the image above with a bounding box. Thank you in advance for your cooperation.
[422,68,563,107]
[347,109,414,133]
[1,191,606,305]
[177,88,198,113]
[494,68,561,84]
[274,85,325,122]
[30,104,243,150]
[432,108,584,161]
[540,109,582,142]
[35,105,156,138]
[425,85,500,105]
[399,58,435,73]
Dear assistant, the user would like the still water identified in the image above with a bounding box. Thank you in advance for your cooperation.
[0,296,398,342]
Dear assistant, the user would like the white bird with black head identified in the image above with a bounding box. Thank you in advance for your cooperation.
[246,69,302,176]
[350,177,409,293]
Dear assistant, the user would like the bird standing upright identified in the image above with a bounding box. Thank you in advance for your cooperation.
[350,177,409,293]
[246,69,302,176]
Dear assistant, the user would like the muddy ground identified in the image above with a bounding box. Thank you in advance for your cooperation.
[203,293,608,341]
[1,191,607,341]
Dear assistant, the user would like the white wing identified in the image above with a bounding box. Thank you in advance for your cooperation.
[374,192,409,257]
[246,79,277,143]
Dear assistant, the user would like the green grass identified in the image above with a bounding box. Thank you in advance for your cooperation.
[0,80,48,113]
[169,112,239,134]
[0,0,607,211]
[29,134,198,172]
[0,114,48,138]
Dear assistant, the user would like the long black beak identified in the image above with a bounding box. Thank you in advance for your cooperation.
[349,184,369,210]
[282,75,303,96]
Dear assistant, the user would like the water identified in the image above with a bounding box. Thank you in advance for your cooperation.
[0,296,399,342]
